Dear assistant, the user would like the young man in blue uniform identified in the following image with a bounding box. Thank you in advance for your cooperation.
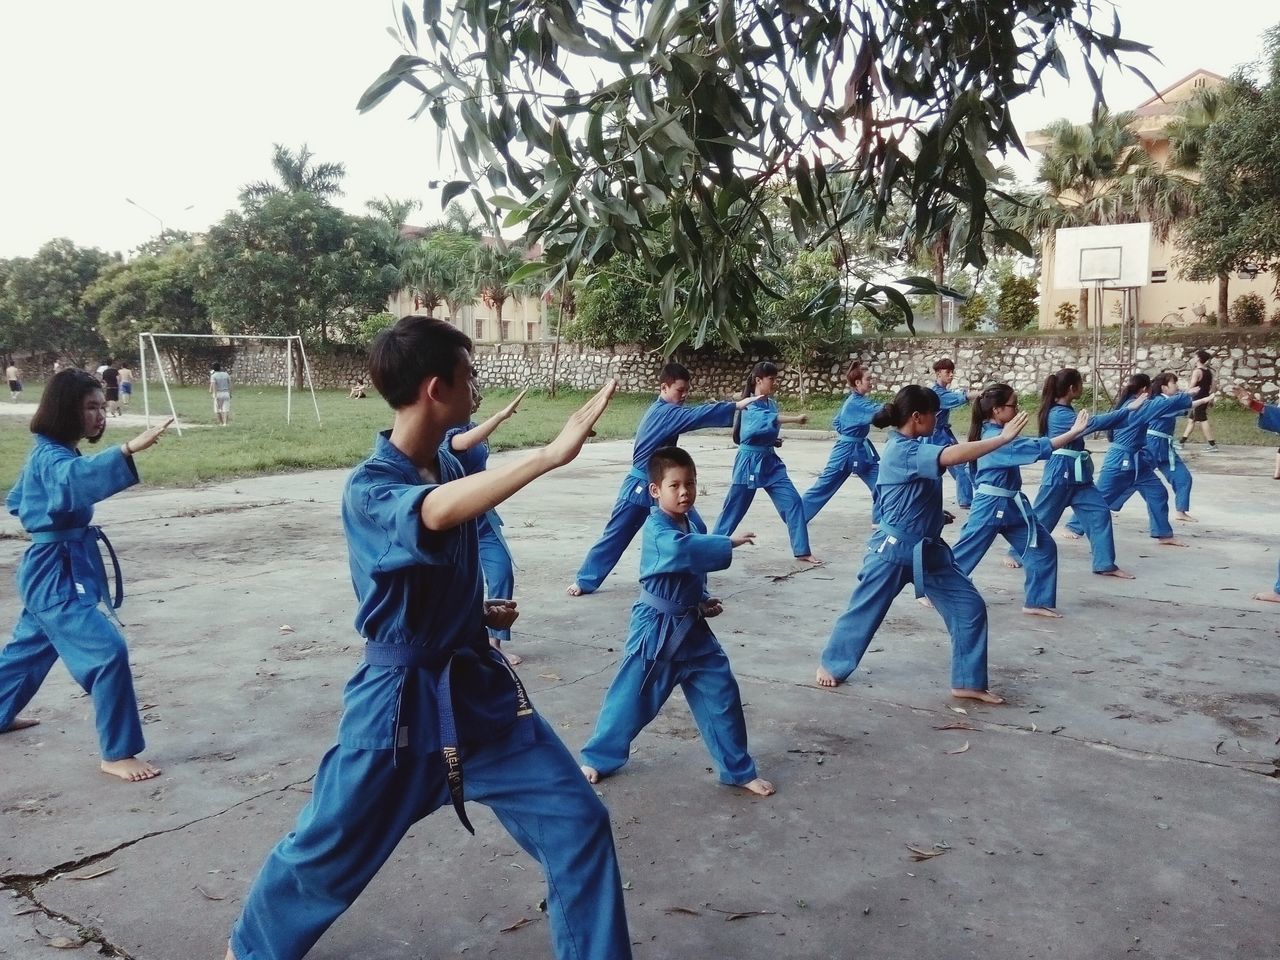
[1234,387,1280,604]
[579,446,774,797]
[225,316,631,960]
[929,358,981,509]
[567,362,761,596]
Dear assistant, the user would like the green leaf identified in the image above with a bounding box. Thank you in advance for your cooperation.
[508,261,548,284]
[402,2,418,49]
[440,180,470,208]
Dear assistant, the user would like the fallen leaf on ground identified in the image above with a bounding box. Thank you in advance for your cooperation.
[945,741,970,755]
[906,845,949,862]
[45,936,85,949]
[278,624,295,634]
[1215,741,1225,755]
[11,906,40,916]
[195,886,225,901]
[538,673,562,681]
[665,906,702,916]
[932,721,975,731]
[500,917,540,933]
[69,866,116,881]
[708,907,776,921]
[948,706,968,715]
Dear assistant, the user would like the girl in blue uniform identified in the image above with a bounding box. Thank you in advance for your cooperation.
[951,384,1091,618]
[446,387,528,664]
[930,358,982,509]
[0,369,171,782]
[1066,373,1210,546]
[1019,368,1140,579]
[815,385,1030,704]
[1147,372,1195,522]
[1233,387,1280,603]
[802,361,882,524]
[580,447,773,796]
[714,361,819,563]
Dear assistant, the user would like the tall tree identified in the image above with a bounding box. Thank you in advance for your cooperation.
[240,143,347,207]
[361,0,1153,348]
[3,239,118,363]
[472,242,531,341]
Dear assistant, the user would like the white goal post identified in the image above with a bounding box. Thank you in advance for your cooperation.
[137,332,322,435]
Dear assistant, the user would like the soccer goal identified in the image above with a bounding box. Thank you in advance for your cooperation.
[137,332,322,435]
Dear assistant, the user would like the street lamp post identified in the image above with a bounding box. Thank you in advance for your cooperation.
[125,198,195,236]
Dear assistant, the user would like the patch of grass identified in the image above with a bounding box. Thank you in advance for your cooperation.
[1,383,1271,491]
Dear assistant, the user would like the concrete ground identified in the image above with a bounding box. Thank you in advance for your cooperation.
[1,430,1277,960]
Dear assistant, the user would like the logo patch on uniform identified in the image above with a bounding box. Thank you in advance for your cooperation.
[396,726,409,748]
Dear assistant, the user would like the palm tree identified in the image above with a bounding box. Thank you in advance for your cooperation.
[472,243,530,341]
[399,240,452,316]
[240,144,346,206]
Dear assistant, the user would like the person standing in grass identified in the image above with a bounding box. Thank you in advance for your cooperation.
[209,363,232,427]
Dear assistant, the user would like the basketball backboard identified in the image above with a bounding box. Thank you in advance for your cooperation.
[1052,223,1151,289]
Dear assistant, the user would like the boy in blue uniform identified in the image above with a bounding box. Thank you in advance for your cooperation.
[929,358,981,509]
[1233,388,1280,603]
[567,362,761,595]
[0,369,170,782]
[802,360,882,524]
[579,446,774,797]
[226,317,630,960]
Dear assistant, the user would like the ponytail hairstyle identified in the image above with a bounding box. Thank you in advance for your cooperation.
[1117,372,1151,407]
[1153,371,1179,393]
[846,360,867,390]
[1037,368,1083,436]
[732,360,780,444]
[969,383,1015,441]
[871,384,940,430]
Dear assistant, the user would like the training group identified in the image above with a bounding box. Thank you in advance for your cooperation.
[2,323,1274,960]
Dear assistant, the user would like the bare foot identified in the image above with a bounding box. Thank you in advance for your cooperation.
[1097,568,1136,579]
[917,596,933,608]
[1064,530,1083,540]
[100,757,161,782]
[951,688,1005,705]
[225,948,236,960]
[1176,512,1196,522]
[796,554,823,565]
[1156,537,1188,548]
[1,716,40,732]
[1022,606,1063,619]
[565,583,584,597]
[1002,557,1022,569]
[490,638,521,666]
[1252,591,1280,604]
[815,666,841,688]
[580,764,600,783]
[742,778,776,797]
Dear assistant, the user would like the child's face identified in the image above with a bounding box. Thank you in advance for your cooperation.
[1161,378,1179,396]
[650,465,697,516]
[990,395,1019,424]
[444,351,480,425]
[855,372,874,394]
[659,379,691,405]
[755,374,777,397]
[935,368,954,387]
[81,389,107,441]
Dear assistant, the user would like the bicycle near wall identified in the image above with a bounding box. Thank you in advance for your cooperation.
[1159,298,1209,326]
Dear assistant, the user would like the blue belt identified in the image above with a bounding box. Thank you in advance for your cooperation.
[638,589,703,691]
[839,436,880,465]
[976,482,1037,552]
[1146,429,1177,472]
[876,523,931,599]
[363,641,533,835]
[30,526,123,610]
[1050,448,1090,483]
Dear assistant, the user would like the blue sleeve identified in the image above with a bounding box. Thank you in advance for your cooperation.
[909,441,947,480]
[938,389,970,412]
[1260,406,1280,434]
[834,394,878,433]
[981,436,1052,468]
[1083,406,1130,434]
[645,524,734,576]
[670,400,737,432]
[347,469,460,572]
[35,444,138,516]
[738,401,778,444]
[1144,392,1192,421]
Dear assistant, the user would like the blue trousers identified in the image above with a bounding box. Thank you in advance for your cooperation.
[801,459,880,524]
[948,462,974,508]
[1030,483,1119,574]
[952,515,1058,609]
[478,525,514,644]
[580,648,757,785]
[1072,464,1174,539]
[231,713,631,960]
[819,551,989,690]
[1155,457,1193,514]
[714,478,811,556]
[0,600,144,761]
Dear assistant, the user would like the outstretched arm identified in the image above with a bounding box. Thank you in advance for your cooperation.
[449,388,528,451]
[1049,409,1092,450]
[421,382,616,530]
[938,411,1030,467]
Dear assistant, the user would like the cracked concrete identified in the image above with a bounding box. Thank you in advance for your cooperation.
[2,433,1278,959]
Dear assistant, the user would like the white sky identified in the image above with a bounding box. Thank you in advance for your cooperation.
[0,1,1272,259]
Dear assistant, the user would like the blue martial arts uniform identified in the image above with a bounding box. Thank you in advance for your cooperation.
[930,382,974,508]
[1145,409,1193,514]
[951,428,1058,608]
[713,398,812,556]
[230,432,631,960]
[801,391,881,523]
[0,436,143,761]
[444,423,515,643]
[580,508,758,785]
[1068,393,1193,540]
[1025,403,1134,574]
[818,431,991,690]
[573,397,736,593]
[1255,405,1280,593]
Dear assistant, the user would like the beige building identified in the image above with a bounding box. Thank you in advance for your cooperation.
[388,286,550,342]
[1029,69,1275,329]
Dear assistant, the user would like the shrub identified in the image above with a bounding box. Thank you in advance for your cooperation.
[958,293,990,332]
[1232,292,1268,327]
[356,311,398,346]
[995,275,1039,330]
[1054,301,1077,329]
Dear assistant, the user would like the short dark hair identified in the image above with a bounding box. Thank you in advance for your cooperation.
[648,446,696,485]
[369,315,473,409]
[1196,349,1211,364]
[30,369,105,445]
[659,362,692,386]
[212,362,223,372]
[932,357,955,372]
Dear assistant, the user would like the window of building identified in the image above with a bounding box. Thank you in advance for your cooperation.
[1151,270,1167,283]
[526,321,539,341]
[500,320,512,340]
[474,318,485,340]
